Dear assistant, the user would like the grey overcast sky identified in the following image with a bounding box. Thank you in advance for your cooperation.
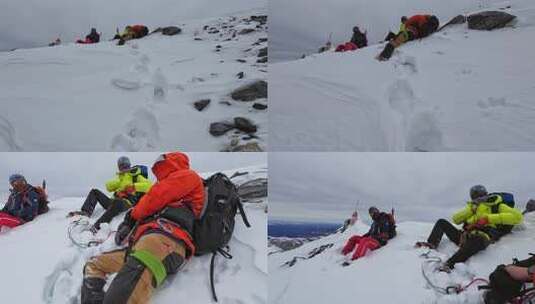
[269,153,534,223]
[0,152,266,199]
[0,0,265,51]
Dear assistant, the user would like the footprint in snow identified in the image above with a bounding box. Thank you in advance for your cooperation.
[0,115,22,151]
[110,107,160,151]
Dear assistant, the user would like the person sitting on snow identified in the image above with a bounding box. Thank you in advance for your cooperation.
[48,37,61,47]
[415,185,523,273]
[114,25,149,45]
[0,174,40,230]
[81,152,205,304]
[67,156,152,232]
[341,206,396,264]
[76,28,100,44]
[350,26,368,48]
[483,254,535,304]
[335,26,368,52]
[384,16,408,41]
[377,14,439,61]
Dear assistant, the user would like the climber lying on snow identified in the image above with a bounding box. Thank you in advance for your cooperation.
[113,25,149,45]
[377,14,439,61]
[0,174,48,230]
[341,207,396,264]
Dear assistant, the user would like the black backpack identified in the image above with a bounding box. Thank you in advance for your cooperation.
[193,173,250,302]
[483,255,535,303]
[489,192,515,234]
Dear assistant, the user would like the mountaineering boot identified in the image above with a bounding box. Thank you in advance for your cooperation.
[89,225,99,235]
[377,43,395,61]
[67,210,90,218]
[81,277,106,304]
[437,263,452,273]
[415,241,437,249]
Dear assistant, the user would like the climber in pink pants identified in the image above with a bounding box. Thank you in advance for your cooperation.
[342,235,380,260]
[341,207,397,261]
[0,212,23,229]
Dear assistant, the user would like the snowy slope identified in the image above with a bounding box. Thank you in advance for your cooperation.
[0,167,267,304]
[270,0,491,62]
[269,214,534,304]
[270,0,535,151]
[0,8,267,151]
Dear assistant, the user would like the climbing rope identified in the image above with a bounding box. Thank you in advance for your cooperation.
[67,219,115,248]
[420,254,489,295]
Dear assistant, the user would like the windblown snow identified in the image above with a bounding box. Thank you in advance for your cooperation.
[0,166,267,304]
[0,7,267,152]
[270,0,535,151]
[269,213,534,304]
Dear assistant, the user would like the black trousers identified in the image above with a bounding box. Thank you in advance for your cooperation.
[427,218,489,268]
[81,189,130,229]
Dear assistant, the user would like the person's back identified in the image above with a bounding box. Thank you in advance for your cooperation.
[406,15,439,38]
[81,152,205,304]
[86,28,100,43]
[350,26,367,48]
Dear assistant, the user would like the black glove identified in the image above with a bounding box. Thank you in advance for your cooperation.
[115,211,136,246]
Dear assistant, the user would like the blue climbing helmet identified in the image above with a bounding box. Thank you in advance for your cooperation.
[9,173,26,185]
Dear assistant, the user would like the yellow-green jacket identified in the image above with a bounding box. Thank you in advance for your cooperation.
[105,166,152,205]
[399,23,407,34]
[452,194,523,240]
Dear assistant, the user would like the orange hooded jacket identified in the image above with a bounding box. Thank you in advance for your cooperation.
[405,15,431,37]
[130,152,205,256]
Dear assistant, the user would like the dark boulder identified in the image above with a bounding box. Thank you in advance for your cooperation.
[467,11,516,30]
[251,15,267,25]
[234,117,257,133]
[237,178,268,199]
[257,57,268,63]
[253,103,267,110]
[239,28,256,35]
[231,80,267,101]
[229,142,263,152]
[209,122,234,136]
[258,47,268,57]
[193,99,210,111]
[162,26,182,36]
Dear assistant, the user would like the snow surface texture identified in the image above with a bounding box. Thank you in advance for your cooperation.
[0,8,267,151]
[0,167,267,304]
[270,0,535,151]
[269,214,535,304]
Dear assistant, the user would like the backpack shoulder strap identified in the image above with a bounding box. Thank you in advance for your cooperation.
[491,203,501,214]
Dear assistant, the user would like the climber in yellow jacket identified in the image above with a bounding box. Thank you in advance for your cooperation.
[68,156,152,232]
[415,185,523,272]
